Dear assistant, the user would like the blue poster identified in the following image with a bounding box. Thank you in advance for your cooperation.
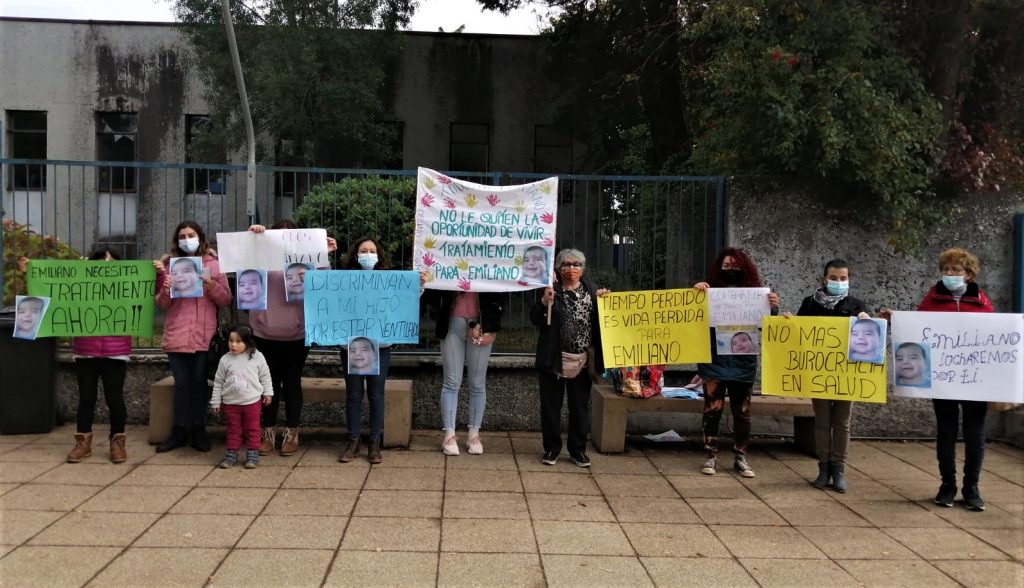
[304,270,421,346]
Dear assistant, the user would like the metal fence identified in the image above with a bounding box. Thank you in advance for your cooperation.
[1,158,724,352]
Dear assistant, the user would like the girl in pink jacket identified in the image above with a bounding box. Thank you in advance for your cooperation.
[154,221,232,453]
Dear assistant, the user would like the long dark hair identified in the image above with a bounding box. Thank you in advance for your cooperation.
[229,325,258,359]
[170,220,211,257]
[343,237,389,270]
[88,247,122,261]
[706,247,763,287]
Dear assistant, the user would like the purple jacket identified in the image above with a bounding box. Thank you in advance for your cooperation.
[72,336,132,357]
[156,254,232,353]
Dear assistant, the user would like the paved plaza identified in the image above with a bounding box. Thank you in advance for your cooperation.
[1,425,1022,587]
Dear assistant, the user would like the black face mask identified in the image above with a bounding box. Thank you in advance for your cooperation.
[721,269,745,286]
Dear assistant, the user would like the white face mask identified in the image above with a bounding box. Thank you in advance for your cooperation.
[942,275,966,291]
[357,253,378,270]
[178,237,200,254]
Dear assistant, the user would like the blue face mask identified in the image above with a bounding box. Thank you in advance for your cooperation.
[825,280,849,296]
[942,275,966,291]
[357,253,378,270]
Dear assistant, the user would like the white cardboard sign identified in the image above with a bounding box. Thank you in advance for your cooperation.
[216,229,328,273]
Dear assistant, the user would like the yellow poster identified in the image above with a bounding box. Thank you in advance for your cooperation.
[599,289,711,368]
[761,316,887,403]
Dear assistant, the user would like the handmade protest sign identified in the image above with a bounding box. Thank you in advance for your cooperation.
[599,289,711,368]
[761,316,887,403]
[708,287,771,327]
[413,167,557,292]
[216,228,329,273]
[891,311,1023,403]
[304,270,420,346]
[26,260,156,337]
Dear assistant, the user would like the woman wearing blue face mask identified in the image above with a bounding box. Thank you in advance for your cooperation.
[338,237,393,464]
[792,259,870,493]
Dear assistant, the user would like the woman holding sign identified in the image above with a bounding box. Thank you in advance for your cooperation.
[154,221,233,453]
[694,247,779,478]
[793,259,871,493]
[531,248,608,467]
[248,221,337,457]
[905,248,993,511]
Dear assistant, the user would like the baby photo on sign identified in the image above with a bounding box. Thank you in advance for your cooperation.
[715,326,760,356]
[236,269,268,311]
[169,257,204,299]
[13,295,50,340]
[894,341,931,388]
[284,262,314,303]
[848,317,887,364]
[347,336,380,376]
[520,246,550,286]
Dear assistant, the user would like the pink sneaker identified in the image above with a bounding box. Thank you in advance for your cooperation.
[442,435,460,456]
[467,435,483,455]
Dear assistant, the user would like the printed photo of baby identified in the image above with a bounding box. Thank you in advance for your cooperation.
[284,262,314,303]
[715,326,760,356]
[13,295,50,340]
[169,257,204,299]
[848,317,886,364]
[347,336,380,376]
[894,342,931,388]
[236,269,268,311]
[521,246,550,286]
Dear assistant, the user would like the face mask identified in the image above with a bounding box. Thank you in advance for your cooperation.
[721,269,744,286]
[825,280,849,296]
[357,253,378,270]
[178,237,200,254]
[942,275,966,291]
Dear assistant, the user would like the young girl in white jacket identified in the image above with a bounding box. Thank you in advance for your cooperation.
[211,326,273,469]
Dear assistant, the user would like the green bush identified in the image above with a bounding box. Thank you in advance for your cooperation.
[292,176,416,267]
[3,220,82,307]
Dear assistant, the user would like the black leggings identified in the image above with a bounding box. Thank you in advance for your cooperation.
[257,337,310,428]
[75,357,127,436]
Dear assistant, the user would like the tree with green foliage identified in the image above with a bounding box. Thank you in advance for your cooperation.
[171,0,414,167]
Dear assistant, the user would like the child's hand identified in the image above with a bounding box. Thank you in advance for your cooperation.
[248,224,266,234]
[595,288,612,297]
[694,282,710,291]
[152,259,165,273]
[542,287,554,305]
[767,292,780,309]
[261,395,272,405]
[326,236,338,253]
[782,311,793,319]
[18,256,30,272]
[878,307,893,321]
[163,275,172,296]
[211,405,221,415]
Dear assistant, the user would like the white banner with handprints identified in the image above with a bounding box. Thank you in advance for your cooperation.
[891,311,1024,403]
[413,167,558,292]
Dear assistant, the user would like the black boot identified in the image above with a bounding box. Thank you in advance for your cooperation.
[831,462,848,493]
[156,426,189,453]
[191,426,211,452]
[812,461,831,489]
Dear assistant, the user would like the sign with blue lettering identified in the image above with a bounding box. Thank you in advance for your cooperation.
[303,270,421,346]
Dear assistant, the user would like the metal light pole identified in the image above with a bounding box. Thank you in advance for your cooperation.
[221,0,257,223]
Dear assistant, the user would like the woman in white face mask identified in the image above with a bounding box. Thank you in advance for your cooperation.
[153,220,233,454]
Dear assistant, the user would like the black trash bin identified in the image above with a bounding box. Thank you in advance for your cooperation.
[0,310,56,434]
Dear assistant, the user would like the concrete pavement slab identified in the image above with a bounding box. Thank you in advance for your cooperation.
[594,473,678,497]
[198,465,292,488]
[237,514,347,549]
[741,558,861,587]
[208,547,333,587]
[843,500,954,527]
[0,461,58,483]
[281,465,367,489]
[262,488,358,516]
[686,498,787,526]
[341,516,440,552]
[541,554,652,587]
[0,509,64,544]
[364,466,444,491]
[533,521,634,556]
[770,499,873,527]
[666,475,756,499]
[438,552,545,587]
[115,464,213,487]
[169,487,275,515]
[641,556,758,587]
[441,518,536,553]
[445,451,519,471]
[605,495,700,524]
[962,527,1024,560]
[837,559,958,587]
[525,493,616,522]
[520,471,601,495]
[620,523,730,558]
[32,462,134,485]
[88,546,227,587]
[0,545,120,586]
[798,526,921,560]
[932,560,1024,587]
[132,513,253,548]
[353,489,443,518]
[884,527,1012,560]
[29,510,159,546]
[711,525,827,559]
[375,449,446,468]
[445,468,523,493]
[0,483,102,511]
[325,551,437,587]
[443,491,530,520]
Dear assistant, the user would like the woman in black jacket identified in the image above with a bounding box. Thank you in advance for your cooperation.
[530,248,608,467]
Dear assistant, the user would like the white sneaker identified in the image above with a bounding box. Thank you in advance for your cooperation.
[734,455,756,478]
[442,435,460,456]
[701,457,717,475]
[467,435,483,455]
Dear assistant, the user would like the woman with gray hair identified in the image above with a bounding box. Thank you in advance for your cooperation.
[530,248,609,466]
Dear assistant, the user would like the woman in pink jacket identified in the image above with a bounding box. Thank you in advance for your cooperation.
[154,221,232,452]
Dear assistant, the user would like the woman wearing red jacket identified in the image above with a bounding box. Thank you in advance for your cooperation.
[914,248,993,511]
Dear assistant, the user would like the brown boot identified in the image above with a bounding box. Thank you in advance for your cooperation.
[367,439,382,464]
[259,427,276,455]
[67,432,93,463]
[338,438,360,463]
[109,433,127,464]
[280,428,300,456]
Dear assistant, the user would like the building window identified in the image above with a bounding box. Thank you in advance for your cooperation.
[184,115,225,194]
[534,125,572,173]
[6,110,47,190]
[96,112,138,192]
[450,123,489,172]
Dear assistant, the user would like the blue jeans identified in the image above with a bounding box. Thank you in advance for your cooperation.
[440,317,493,431]
[345,347,391,443]
[167,352,209,428]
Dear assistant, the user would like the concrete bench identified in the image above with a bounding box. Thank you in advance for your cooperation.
[591,383,816,454]
[148,376,413,448]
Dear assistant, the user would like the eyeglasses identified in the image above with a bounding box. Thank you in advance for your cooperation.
[560,262,584,269]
